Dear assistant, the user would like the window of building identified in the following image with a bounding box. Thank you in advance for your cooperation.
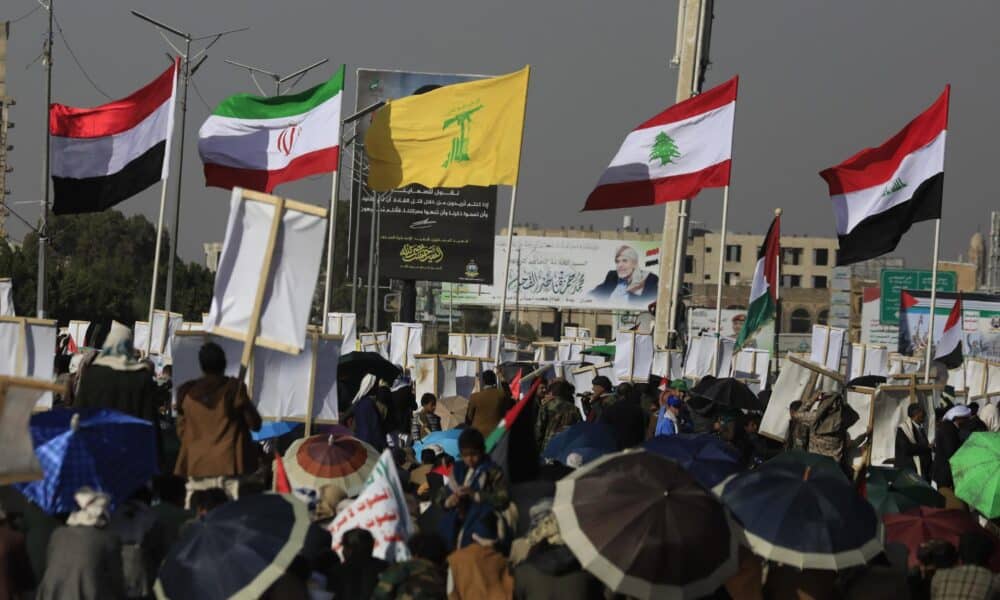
[704,274,711,280]
[813,276,828,289]
[540,322,556,338]
[790,308,811,333]
[705,246,713,253]
[596,325,613,340]
[684,255,694,274]
[818,310,829,326]
[782,248,802,266]
[725,245,742,262]
[782,275,802,288]
[724,272,741,285]
[814,248,829,266]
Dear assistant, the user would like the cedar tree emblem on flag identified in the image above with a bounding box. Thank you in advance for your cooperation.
[650,132,681,166]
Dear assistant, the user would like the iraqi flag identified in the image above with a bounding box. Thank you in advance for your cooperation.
[735,213,780,350]
[819,87,949,266]
[50,59,178,214]
[583,77,737,210]
[198,66,344,192]
[933,294,963,369]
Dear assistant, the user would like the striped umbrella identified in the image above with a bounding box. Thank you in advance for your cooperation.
[553,449,739,599]
[283,434,378,497]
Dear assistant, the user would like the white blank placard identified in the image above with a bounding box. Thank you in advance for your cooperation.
[68,320,90,348]
[810,325,846,373]
[390,323,423,370]
[0,319,57,409]
[759,358,816,440]
[206,189,327,354]
[0,380,46,483]
[848,344,889,381]
[359,332,389,358]
[253,336,342,422]
[326,313,357,354]
[0,280,13,317]
[170,333,244,406]
[614,332,654,383]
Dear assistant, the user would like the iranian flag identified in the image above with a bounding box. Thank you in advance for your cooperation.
[819,86,949,266]
[933,294,963,369]
[583,76,737,210]
[735,214,780,350]
[198,66,344,192]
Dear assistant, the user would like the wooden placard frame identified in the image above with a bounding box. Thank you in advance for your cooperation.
[391,323,423,370]
[149,309,183,356]
[206,187,328,368]
[413,353,496,394]
[614,331,653,384]
[0,316,58,379]
[0,376,68,483]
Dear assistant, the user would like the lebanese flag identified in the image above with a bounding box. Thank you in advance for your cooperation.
[933,295,963,369]
[583,77,738,210]
[199,66,344,192]
[50,59,178,214]
[735,214,780,349]
[819,87,949,266]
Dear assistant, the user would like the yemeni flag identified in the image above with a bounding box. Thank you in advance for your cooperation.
[583,76,737,210]
[819,86,949,266]
[50,59,178,214]
[934,295,963,369]
[735,214,780,350]
[198,65,344,192]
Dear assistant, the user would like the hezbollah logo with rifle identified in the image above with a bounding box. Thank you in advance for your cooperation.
[649,132,681,166]
[442,102,483,168]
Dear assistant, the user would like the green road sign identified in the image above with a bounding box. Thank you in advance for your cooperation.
[879,269,957,325]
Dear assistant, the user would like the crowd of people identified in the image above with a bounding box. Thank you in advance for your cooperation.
[0,319,998,599]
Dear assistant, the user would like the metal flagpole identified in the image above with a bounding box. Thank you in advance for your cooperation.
[710,185,731,375]
[666,204,689,349]
[321,164,340,323]
[148,60,180,330]
[494,69,531,366]
[131,12,247,312]
[923,218,942,382]
[768,207,782,389]
[37,0,54,318]
[365,192,377,329]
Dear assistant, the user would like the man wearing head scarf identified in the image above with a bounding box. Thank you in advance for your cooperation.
[347,374,388,452]
[934,404,970,508]
[36,488,126,600]
[75,322,159,425]
[895,404,933,481]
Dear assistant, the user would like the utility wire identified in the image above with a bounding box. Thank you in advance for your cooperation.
[7,4,41,23]
[190,78,213,112]
[53,14,112,100]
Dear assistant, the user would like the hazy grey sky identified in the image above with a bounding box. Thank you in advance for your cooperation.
[3,1,996,267]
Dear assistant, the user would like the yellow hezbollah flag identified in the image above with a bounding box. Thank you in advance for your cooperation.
[365,66,530,191]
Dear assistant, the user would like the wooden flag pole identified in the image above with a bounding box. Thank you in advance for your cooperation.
[304,332,320,436]
[923,218,942,382]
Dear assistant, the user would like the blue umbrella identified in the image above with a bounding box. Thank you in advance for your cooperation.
[543,422,617,466]
[413,428,463,459]
[251,421,302,441]
[16,408,157,514]
[643,433,743,489]
[717,461,883,570]
[156,493,316,600]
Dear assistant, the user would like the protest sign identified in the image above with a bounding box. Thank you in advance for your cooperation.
[0,317,57,409]
[651,349,684,381]
[325,313,357,354]
[0,377,65,484]
[328,449,414,562]
[390,323,423,370]
[810,325,846,374]
[848,344,889,380]
[759,357,819,441]
[614,331,653,383]
[360,332,389,358]
[67,320,90,350]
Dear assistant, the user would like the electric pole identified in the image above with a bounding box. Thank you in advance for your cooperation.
[36,1,53,318]
[653,0,715,349]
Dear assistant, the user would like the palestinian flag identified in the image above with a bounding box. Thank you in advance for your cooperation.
[933,294,963,369]
[198,65,344,192]
[819,87,949,266]
[583,77,737,210]
[735,214,780,349]
[50,59,178,214]
[486,377,541,453]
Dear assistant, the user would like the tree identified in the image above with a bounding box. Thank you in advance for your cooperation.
[649,132,681,166]
[0,211,213,323]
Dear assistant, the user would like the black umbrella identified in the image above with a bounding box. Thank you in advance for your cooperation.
[553,449,739,599]
[155,493,314,600]
[337,352,401,391]
[692,377,763,411]
[847,375,886,388]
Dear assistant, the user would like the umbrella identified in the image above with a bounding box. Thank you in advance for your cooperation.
[581,345,615,358]
[690,375,718,396]
[764,450,848,481]
[692,377,763,411]
[553,449,739,599]
[155,493,315,600]
[949,431,1000,518]
[865,466,944,516]
[283,434,379,497]
[883,506,1000,570]
[717,462,882,570]
[315,423,354,438]
[846,375,886,388]
[16,408,157,514]
[251,421,302,441]
[643,434,743,489]
[435,396,469,430]
[542,422,618,467]
[337,352,401,390]
[413,429,463,460]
